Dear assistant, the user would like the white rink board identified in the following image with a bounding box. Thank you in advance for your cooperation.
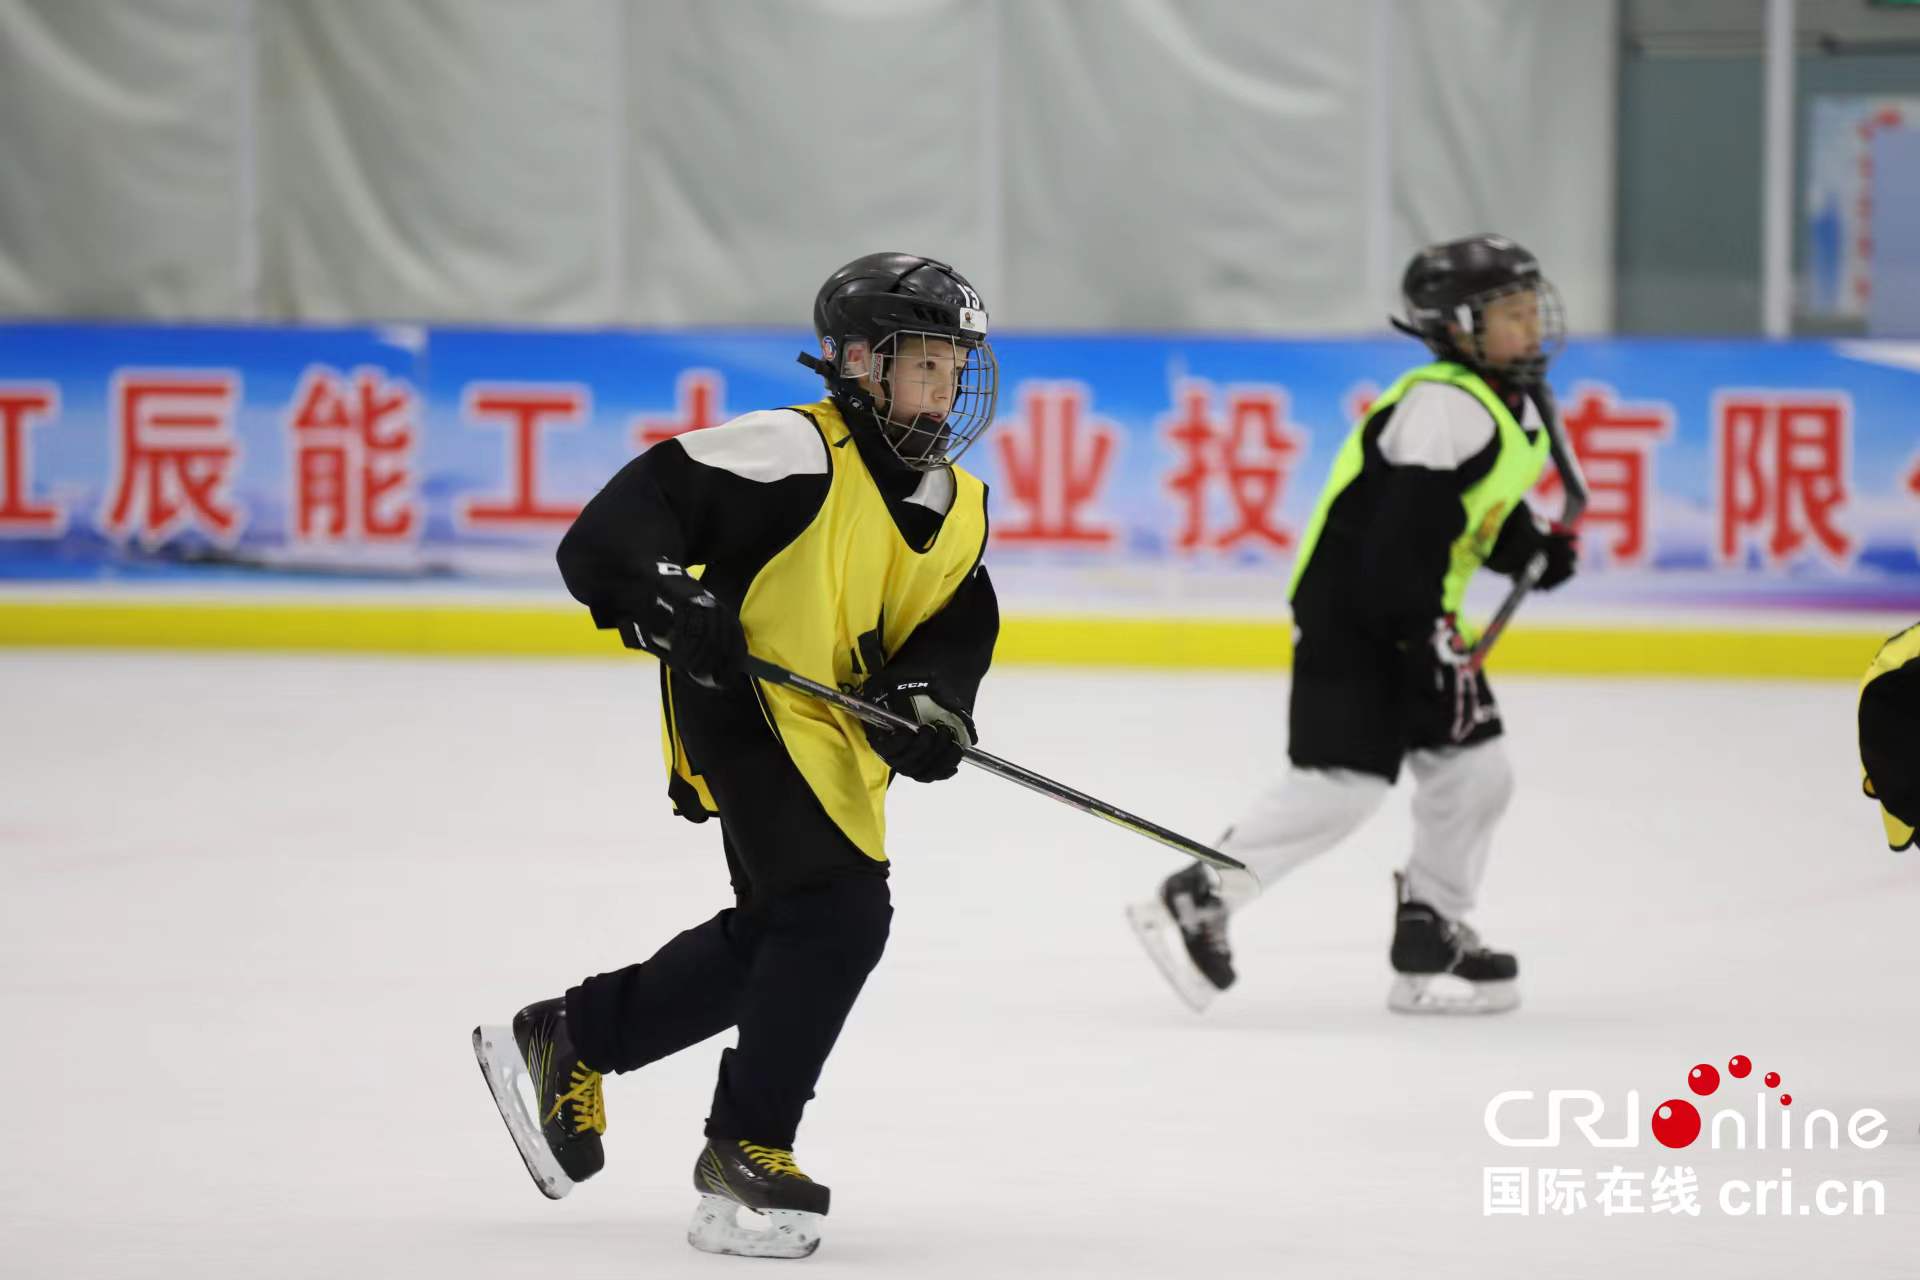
[1,653,1915,1278]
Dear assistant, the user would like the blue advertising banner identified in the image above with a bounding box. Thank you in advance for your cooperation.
[0,322,1916,658]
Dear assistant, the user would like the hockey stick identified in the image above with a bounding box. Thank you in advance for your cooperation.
[743,654,1248,873]
[1466,382,1590,673]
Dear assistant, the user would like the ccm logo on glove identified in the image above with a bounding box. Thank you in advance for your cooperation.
[862,675,977,783]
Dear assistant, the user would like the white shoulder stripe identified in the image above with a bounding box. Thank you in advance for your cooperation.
[1519,393,1544,431]
[674,409,828,483]
[905,466,957,515]
[1376,381,1497,470]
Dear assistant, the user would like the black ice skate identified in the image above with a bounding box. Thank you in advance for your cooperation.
[1128,861,1236,1012]
[687,1138,830,1259]
[1387,872,1519,1015]
[472,997,607,1198]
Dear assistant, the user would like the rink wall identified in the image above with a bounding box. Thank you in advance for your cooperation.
[0,322,1915,677]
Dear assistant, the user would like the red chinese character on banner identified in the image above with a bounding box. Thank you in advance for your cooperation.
[287,366,418,543]
[101,372,243,548]
[991,383,1120,548]
[634,370,728,449]
[458,384,588,531]
[1716,391,1854,566]
[1535,383,1673,567]
[0,384,63,535]
[1160,380,1304,554]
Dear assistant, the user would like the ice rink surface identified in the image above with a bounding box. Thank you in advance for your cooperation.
[3,650,1915,1278]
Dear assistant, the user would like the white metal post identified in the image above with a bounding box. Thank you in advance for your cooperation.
[1762,0,1795,338]
[1366,0,1394,329]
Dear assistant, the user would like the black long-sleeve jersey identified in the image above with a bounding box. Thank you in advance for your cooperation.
[556,402,999,823]
[1291,377,1542,645]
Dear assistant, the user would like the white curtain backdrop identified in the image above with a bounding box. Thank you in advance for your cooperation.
[1389,0,1618,332]
[0,0,1620,331]
[255,0,622,324]
[623,0,996,326]
[1001,0,1375,331]
[0,0,249,317]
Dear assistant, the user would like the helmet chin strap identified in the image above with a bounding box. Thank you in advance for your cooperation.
[1391,314,1474,369]
[796,350,881,423]
[796,349,931,470]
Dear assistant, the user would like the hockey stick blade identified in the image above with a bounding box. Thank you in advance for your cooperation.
[743,655,1246,872]
[1466,381,1590,673]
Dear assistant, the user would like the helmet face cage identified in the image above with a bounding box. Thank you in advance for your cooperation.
[852,328,999,471]
[1454,277,1566,387]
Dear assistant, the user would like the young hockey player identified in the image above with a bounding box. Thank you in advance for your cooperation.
[475,253,1000,1258]
[1130,234,1577,1016]
[1860,621,1919,852]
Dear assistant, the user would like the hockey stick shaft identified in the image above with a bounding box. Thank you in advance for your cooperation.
[743,655,1247,872]
[1466,382,1590,673]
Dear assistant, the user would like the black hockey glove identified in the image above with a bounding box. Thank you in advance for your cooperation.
[1486,501,1578,592]
[862,674,977,783]
[625,560,747,688]
[1407,613,1501,746]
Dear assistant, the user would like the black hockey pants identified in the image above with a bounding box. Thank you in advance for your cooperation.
[566,679,892,1149]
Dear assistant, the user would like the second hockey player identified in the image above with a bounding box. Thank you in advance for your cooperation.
[1131,234,1578,1016]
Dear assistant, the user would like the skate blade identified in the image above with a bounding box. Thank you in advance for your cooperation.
[472,1025,574,1200]
[687,1193,823,1259]
[1126,899,1219,1014]
[1387,974,1519,1016]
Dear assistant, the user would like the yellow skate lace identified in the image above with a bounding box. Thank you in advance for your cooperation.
[739,1141,809,1181]
[544,1062,606,1135]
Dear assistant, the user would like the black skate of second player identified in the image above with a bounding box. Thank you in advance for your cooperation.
[1130,235,1578,1015]
[474,253,1000,1258]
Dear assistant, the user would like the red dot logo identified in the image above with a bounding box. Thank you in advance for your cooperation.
[1688,1064,1720,1096]
[1652,1099,1702,1148]
[1764,1071,1781,1089]
[1728,1055,1752,1079]
[1780,1093,1793,1106]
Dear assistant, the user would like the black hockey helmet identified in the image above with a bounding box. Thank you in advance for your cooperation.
[1394,234,1564,386]
[800,252,998,470]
